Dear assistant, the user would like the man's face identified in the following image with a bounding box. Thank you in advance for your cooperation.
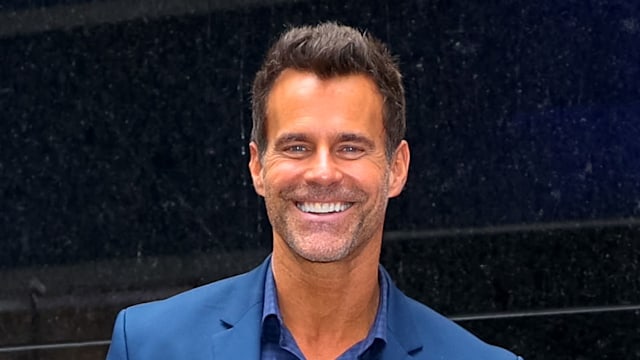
[249,69,409,263]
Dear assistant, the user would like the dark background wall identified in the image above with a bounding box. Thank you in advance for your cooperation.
[1,0,639,359]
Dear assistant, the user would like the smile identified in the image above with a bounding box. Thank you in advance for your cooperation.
[296,202,353,214]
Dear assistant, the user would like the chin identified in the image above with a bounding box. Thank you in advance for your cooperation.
[289,240,355,263]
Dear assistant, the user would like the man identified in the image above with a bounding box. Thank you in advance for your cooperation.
[107,22,522,359]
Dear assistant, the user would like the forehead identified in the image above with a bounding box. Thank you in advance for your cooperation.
[265,69,384,139]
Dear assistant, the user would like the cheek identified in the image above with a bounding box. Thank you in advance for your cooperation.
[262,157,390,191]
[353,159,389,180]
[262,161,301,188]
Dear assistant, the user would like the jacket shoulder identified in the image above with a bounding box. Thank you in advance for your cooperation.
[136,263,261,316]
[399,294,521,359]
[106,260,268,359]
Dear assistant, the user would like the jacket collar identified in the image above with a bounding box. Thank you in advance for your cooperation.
[210,256,271,359]
[210,256,423,359]
[381,266,424,358]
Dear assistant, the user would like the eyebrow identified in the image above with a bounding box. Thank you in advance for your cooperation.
[337,133,376,149]
[273,133,310,149]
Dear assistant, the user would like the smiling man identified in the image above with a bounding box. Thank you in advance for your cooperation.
[106,22,523,360]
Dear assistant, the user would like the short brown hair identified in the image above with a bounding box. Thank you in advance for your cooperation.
[251,22,405,160]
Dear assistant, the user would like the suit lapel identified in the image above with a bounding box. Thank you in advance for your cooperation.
[210,302,263,359]
[381,267,424,359]
[210,256,271,359]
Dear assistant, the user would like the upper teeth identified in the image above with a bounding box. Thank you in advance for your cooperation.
[297,202,351,214]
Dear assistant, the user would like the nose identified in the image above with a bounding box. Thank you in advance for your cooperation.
[303,148,343,186]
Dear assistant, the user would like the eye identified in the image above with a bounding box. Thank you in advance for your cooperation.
[338,145,365,159]
[282,144,310,158]
[287,145,307,153]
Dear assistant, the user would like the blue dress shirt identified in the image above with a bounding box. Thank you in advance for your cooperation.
[260,262,388,360]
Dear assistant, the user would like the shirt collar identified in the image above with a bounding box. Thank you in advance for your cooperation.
[261,259,389,344]
[261,260,280,322]
[261,261,282,343]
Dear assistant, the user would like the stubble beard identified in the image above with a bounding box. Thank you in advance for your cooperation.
[264,174,390,263]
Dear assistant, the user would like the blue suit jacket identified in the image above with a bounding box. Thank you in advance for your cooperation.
[107,257,522,359]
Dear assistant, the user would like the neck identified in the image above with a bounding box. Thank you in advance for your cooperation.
[271,238,382,359]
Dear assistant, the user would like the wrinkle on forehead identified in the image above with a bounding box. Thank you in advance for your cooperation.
[265,70,385,146]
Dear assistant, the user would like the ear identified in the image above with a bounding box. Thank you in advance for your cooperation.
[248,142,265,197]
[387,140,410,198]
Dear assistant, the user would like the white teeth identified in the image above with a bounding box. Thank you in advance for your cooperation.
[297,202,352,214]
